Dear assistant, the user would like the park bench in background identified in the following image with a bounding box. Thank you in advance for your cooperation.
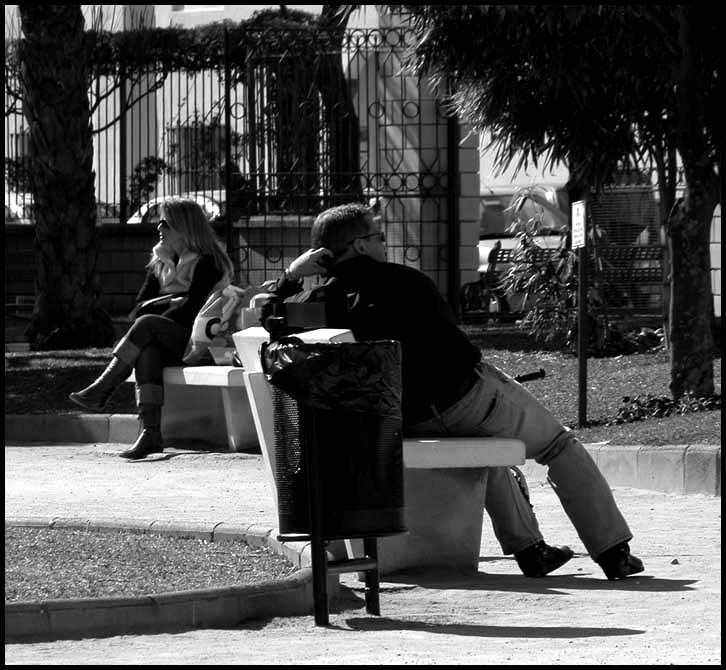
[486,243,663,284]
[462,243,665,320]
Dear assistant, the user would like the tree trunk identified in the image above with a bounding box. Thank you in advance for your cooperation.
[19,5,113,350]
[667,5,717,400]
[667,177,717,400]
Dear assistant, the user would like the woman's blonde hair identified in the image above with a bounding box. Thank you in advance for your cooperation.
[147,197,234,280]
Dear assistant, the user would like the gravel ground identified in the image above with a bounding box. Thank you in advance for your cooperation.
[5,526,297,602]
[5,485,721,665]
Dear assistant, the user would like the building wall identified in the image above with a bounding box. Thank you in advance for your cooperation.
[479,130,570,195]
[154,5,323,28]
[5,223,236,315]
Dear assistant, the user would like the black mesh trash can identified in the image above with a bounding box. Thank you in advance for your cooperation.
[263,339,406,540]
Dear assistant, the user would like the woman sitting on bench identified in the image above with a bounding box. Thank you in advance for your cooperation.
[69,197,233,460]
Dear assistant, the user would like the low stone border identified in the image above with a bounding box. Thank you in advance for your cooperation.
[6,413,141,445]
[6,414,721,497]
[590,443,720,496]
[4,517,341,643]
[519,443,720,497]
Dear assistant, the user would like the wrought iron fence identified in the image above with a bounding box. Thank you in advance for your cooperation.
[5,25,457,301]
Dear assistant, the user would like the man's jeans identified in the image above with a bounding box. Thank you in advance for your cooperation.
[113,315,188,406]
[406,359,633,559]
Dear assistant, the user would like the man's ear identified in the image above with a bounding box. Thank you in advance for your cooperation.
[350,238,367,256]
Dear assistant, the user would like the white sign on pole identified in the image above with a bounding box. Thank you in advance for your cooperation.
[572,200,586,249]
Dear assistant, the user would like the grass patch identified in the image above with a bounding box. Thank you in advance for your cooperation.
[5,328,721,446]
[463,327,721,445]
[5,526,297,603]
[4,348,136,416]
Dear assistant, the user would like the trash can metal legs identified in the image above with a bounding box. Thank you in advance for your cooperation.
[307,428,381,625]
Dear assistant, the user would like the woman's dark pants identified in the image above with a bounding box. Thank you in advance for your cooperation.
[112,314,188,406]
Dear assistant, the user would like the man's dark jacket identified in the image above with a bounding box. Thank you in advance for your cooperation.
[270,255,482,425]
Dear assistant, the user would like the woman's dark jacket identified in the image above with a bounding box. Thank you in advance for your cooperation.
[134,255,224,337]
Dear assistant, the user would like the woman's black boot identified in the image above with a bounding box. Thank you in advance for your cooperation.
[69,356,132,411]
[119,404,163,460]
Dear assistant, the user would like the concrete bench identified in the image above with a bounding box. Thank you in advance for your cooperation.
[128,366,257,452]
[237,328,526,575]
[129,327,526,574]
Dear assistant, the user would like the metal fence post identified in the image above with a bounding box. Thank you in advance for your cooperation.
[119,61,128,225]
[223,26,233,254]
[447,111,461,318]
[246,58,258,215]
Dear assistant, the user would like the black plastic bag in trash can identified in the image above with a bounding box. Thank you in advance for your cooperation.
[263,339,406,540]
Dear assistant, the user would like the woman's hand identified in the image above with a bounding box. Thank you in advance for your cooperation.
[286,248,334,280]
[152,240,176,263]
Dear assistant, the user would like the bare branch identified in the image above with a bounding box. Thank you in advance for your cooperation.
[89,69,170,133]
[5,13,24,119]
[84,5,122,33]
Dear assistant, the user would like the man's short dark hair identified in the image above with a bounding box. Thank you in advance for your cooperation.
[311,203,373,256]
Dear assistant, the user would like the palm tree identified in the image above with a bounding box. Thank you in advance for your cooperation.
[18,5,113,349]
[375,5,719,400]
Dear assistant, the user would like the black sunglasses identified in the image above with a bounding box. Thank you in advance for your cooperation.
[348,231,385,245]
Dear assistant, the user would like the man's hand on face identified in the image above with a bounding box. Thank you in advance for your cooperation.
[286,247,334,281]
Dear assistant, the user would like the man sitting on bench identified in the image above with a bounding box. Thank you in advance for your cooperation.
[260,202,644,581]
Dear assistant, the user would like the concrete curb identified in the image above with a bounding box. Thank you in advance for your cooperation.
[4,517,340,643]
[520,443,720,497]
[6,413,141,445]
[6,413,721,496]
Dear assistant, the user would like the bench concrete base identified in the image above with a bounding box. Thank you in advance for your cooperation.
[345,438,526,574]
[345,468,489,575]
[129,367,258,452]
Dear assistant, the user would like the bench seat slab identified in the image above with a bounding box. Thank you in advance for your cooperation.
[162,365,246,387]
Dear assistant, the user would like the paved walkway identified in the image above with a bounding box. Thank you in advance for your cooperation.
[4,441,722,664]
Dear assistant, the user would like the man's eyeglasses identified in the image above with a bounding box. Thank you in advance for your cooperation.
[348,231,385,245]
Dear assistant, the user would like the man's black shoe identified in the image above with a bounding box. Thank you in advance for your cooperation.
[596,542,644,580]
[515,541,574,577]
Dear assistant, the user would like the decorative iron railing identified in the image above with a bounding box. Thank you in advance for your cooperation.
[5,25,456,297]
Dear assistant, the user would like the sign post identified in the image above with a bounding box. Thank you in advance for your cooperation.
[571,200,588,427]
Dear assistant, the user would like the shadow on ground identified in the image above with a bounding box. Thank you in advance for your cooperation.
[378,569,697,595]
[340,617,645,638]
